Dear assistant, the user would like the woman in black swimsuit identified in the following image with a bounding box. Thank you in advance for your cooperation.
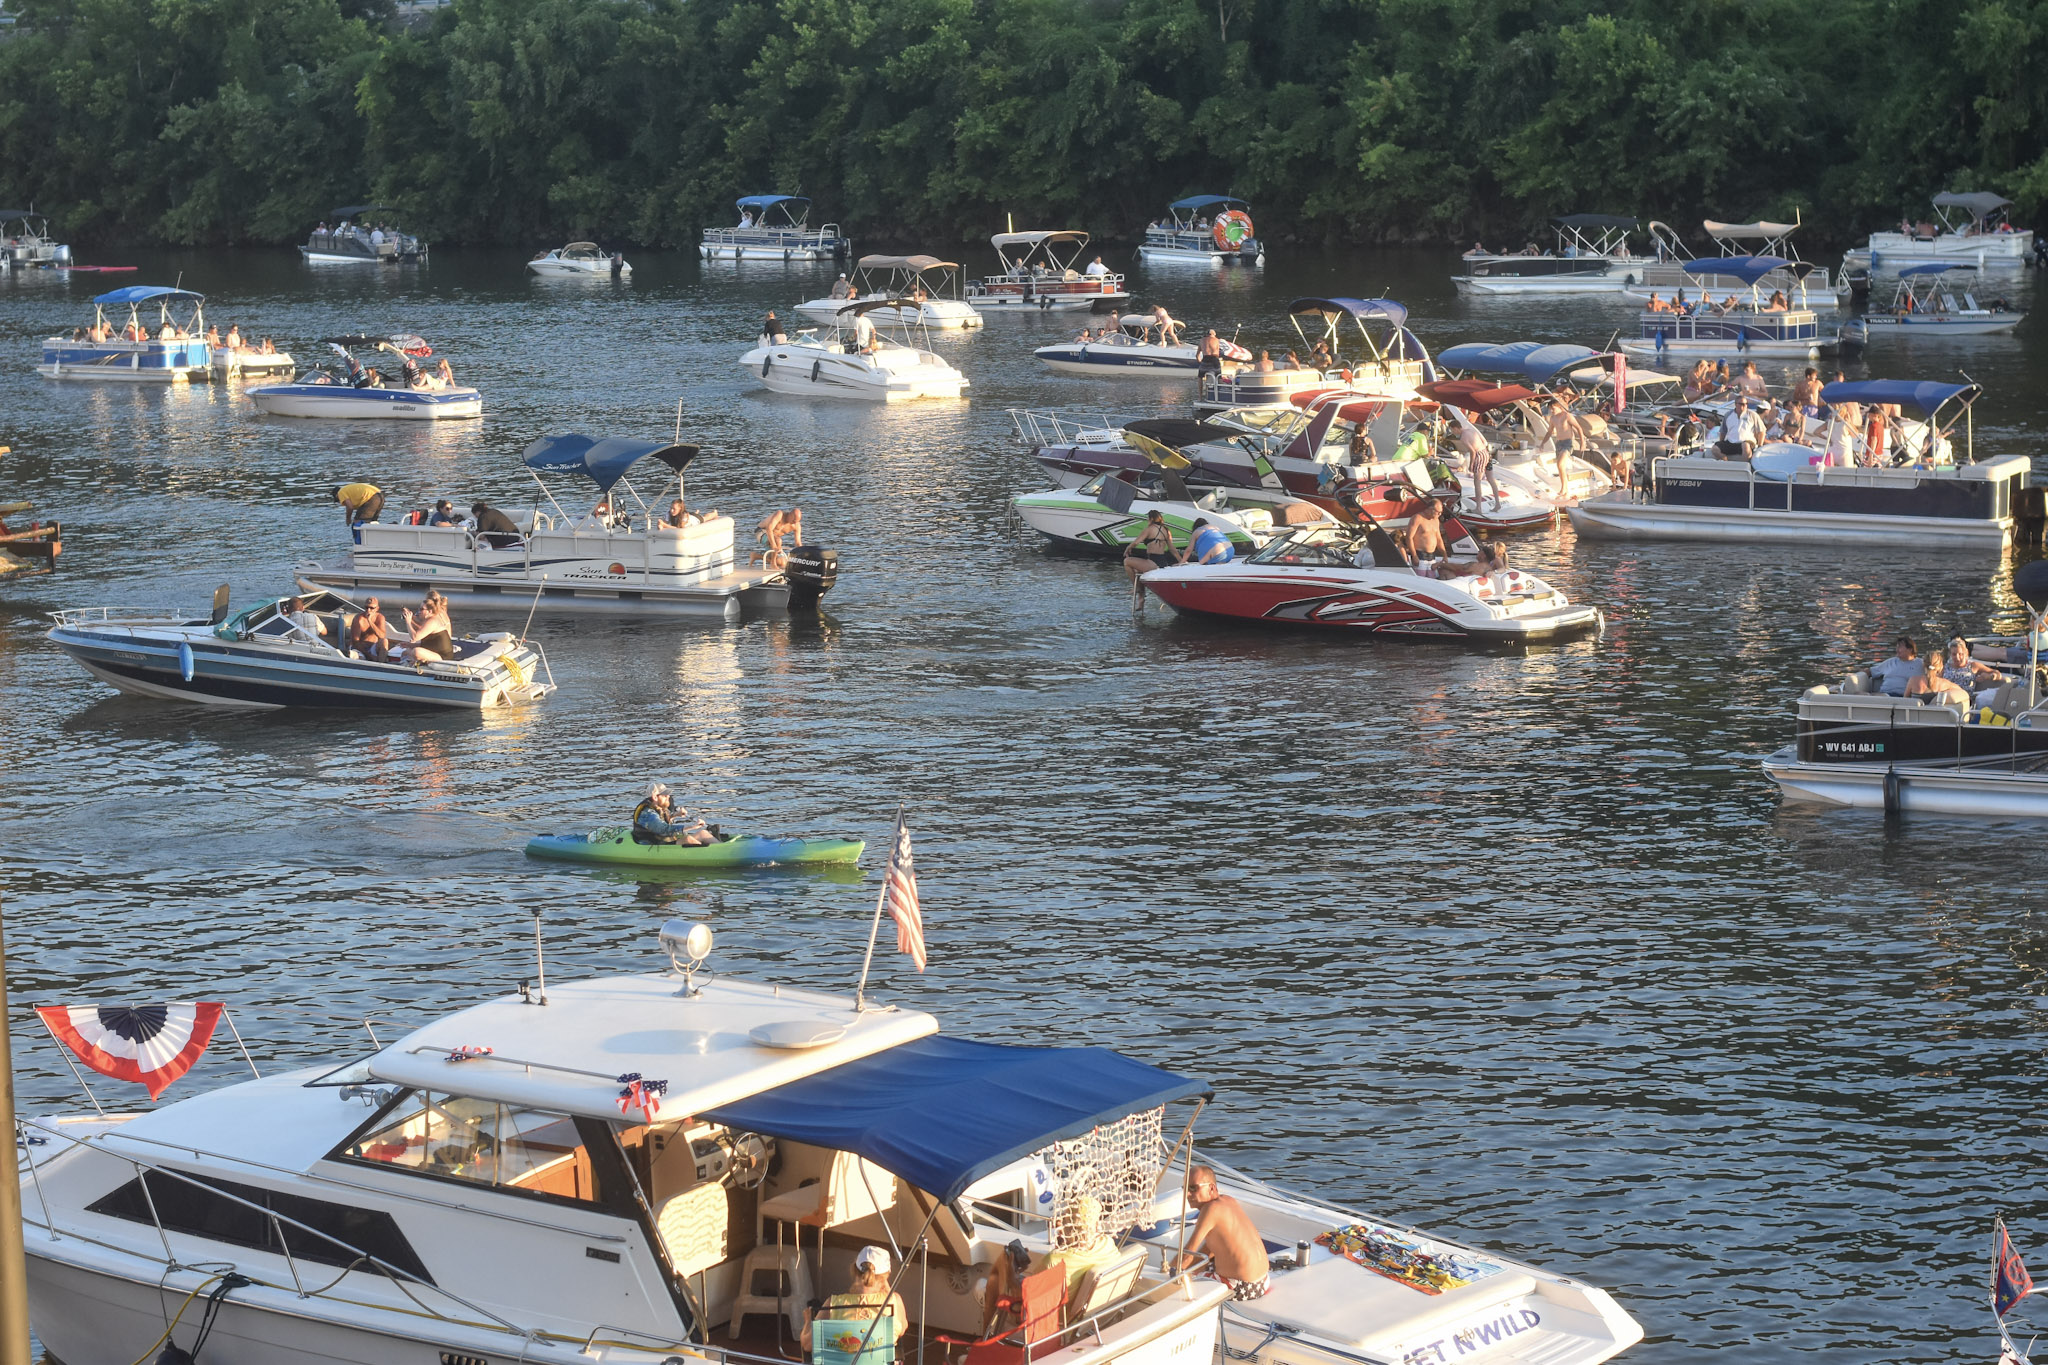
[1123,510,1176,604]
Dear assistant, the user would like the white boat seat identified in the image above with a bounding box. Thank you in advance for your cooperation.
[657,1182,729,1278]
[1066,1246,1148,1334]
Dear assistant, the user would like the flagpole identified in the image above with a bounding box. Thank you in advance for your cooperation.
[1,894,35,1365]
[853,804,902,1012]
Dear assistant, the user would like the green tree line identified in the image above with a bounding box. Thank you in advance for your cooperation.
[0,0,2042,250]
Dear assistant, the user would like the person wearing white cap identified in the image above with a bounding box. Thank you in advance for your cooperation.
[830,273,854,300]
[801,1245,907,1353]
[631,784,713,846]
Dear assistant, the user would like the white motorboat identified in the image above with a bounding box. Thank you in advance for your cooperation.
[1625,219,1839,307]
[1035,318,1249,376]
[1,207,71,268]
[1617,257,1854,359]
[796,255,983,329]
[1143,523,1602,642]
[1452,215,1640,294]
[964,230,1129,311]
[1014,469,1330,554]
[1569,379,2031,548]
[300,205,427,263]
[741,299,969,402]
[298,434,833,619]
[248,334,482,420]
[38,285,210,382]
[18,922,1643,1365]
[45,585,553,709]
[209,342,296,378]
[529,242,631,277]
[1844,192,2036,270]
[1858,263,2023,336]
[701,195,850,261]
[1135,195,1264,266]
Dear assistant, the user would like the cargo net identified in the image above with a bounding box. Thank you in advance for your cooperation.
[1042,1107,1166,1251]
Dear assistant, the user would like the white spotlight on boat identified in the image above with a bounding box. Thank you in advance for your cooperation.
[660,919,714,994]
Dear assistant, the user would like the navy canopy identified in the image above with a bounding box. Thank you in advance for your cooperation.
[1290,297,1409,328]
[93,285,203,305]
[1170,195,1248,211]
[1818,380,1979,418]
[1898,262,1976,277]
[702,1035,1210,1203]
[522,434,698,491]
[1436,340,1592,381]
[1679,256,1790,285]
[737,195,809,210]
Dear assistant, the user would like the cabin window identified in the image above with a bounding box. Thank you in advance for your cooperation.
[88,1170,433,1283]
[333,1091,619,1209]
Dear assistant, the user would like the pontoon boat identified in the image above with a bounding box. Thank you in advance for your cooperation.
[298,434,831,618]
[965,231,1129,311]
[45,585,553,709]
[741,299,969,402]
[1843,192,2035,270]
[17,924,1643,1365]
[1136,196,1264,266]
[247,334,482,420]
[1618,257,1852,358]
[38,286,210,382]
[1197,298,1430,414]
[0,208,70,268]
[1626,219,1837,306]
[797,256,983,329]
[300,206,427,264]
[1452,215,1639,294]
[529,242,631,277]
[701,195,850,262]
[1859,264,2023,336]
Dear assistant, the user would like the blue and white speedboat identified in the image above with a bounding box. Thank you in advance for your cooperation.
[1035,318,1250,376]
[37,285,210,382]
[46,586,553,710]
[1136,195,1265,265]
[247,334,482,420]
[1860,264,2024,336]
[1618,256,1854,359]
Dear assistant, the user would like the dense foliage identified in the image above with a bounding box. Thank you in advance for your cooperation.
[0,0,2042,249]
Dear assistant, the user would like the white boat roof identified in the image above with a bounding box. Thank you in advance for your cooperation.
[1704,220,1800,238]
[859,254,957,271]
[367,973,937,1120]
[991,230,1088,247]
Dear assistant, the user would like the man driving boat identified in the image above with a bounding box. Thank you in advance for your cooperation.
[633,784,715,846]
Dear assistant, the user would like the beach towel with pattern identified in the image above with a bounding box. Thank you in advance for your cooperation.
[1314,1224,1503,1296]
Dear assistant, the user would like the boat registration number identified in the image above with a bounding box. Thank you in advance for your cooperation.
[1396,1306,1543,1365]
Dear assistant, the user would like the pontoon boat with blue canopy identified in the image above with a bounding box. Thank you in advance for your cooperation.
[39,286,210,382]
[701,194,850,262]
[1138,194,1264,266]
[1861,263,2024,336]
[246,333,482,420]
[1620,257,1857,359]
[297,432,834,617]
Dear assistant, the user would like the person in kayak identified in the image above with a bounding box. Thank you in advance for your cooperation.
[633,784,714,846]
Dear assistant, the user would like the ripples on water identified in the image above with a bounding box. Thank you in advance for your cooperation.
[4,248,2045,1363]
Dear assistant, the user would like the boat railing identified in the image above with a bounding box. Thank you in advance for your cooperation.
[15,1117,542,1344]
[702,223,843,249]
[1007,407,1132,449]
[47,605,195,627]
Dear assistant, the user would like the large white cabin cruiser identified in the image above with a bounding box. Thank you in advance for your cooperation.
[18,925,1643,1365]
[702,195,851,262]
[797,255,984,329]
[298,434,834,618]
[1843,192,2035,270]
[742,299,969,402]
[39,285,210,382]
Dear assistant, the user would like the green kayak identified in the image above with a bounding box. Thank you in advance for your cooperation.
[525,826,865,868]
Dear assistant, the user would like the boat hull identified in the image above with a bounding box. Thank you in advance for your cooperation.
[1034,344,1201,376]
[1142,566,1601,642]
[1859,313,2023,336]
[39,337,210,382]
[247,384,483,419]
[526,830,865,867]
[1764,748,2048,818]
[297,560,790,620]
[794,298,983,329]
[740,343,968,401]
[1453,275,1628,295]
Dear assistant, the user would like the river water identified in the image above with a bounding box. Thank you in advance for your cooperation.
[3,245,2045,1364]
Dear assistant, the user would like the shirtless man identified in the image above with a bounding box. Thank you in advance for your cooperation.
[1402,496,1448,575]
[1454,415,1501,508]
[1544,399,1586,500]
[1173,1165,1270,1301]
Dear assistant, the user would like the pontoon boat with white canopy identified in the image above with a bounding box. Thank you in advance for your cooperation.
[702,195,851,262]
[18,924,1643,1365]
[742,299,969,401]
[1845,192,2036,269]
[966,231,1129,310]
[298,434,830,617]
[1629,219,1838,306]
[1452,215,1640,294]
[0,208,69,268]
[797,256,983,329]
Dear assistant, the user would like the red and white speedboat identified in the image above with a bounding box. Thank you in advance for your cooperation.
[1142,524,1601,642]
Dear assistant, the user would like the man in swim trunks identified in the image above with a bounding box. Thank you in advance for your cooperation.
[1173,1165,1270,1301]
[1402,496,1448,575]
[335,482,383,527]
[1544,399,1586,500]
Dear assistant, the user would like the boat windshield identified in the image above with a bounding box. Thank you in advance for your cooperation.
[1248,527,1358,566]
[335,1089,621,1208]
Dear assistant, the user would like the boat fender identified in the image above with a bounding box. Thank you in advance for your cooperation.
[1882,765,1902,817]
[177,640,195,682]
[761,354,772,379]
[812,359,821,383]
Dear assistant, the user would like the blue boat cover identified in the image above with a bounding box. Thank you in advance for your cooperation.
[1290,297,1408,327]
[1897,262,1975,277]
[1520,343,1599,381]
[702,1035,1211,1202]
[1170,195,1248,211]
[736,195,810,210]
[1679,256,1790,285]
[1436,340,1590,381]
[1818,380,1979,417]
[522,434,697,490]
[93,285,203,305]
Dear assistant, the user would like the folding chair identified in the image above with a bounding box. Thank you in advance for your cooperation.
[935,1265,1065,1365]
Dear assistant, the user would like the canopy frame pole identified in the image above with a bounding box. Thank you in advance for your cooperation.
[849,1199,942,1365]
[220,1006,261,1079]
[853,804,903,1011]
[1170,1099,1207,1277]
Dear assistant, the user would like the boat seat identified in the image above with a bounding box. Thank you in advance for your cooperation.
[658,1181,729,1278]
[1065,1247,1148,1337]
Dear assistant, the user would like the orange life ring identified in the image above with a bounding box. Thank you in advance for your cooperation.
[1212,210,1255,251]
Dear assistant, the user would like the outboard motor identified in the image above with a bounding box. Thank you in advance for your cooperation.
[784,545,838,609]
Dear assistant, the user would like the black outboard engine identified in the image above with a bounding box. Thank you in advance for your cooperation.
[785,544,838,609]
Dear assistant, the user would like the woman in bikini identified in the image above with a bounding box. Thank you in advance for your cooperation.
[1123,510,1176,602]
[404,591,456,664]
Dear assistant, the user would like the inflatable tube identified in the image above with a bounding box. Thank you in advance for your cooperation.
[1212,210,1254,251]
[526,828,865,868]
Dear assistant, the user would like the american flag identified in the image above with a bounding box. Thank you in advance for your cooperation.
[883,812,926,971]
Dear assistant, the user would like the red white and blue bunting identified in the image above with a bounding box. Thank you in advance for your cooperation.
[36,1002,224,1100]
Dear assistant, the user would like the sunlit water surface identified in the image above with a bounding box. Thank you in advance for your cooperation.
[4,245,2047,1364]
